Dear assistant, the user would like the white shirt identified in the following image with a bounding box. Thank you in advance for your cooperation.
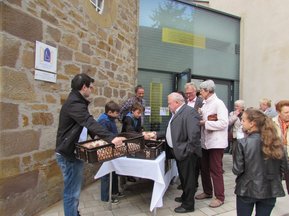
[166,115,174,148]
[79,127,88,142]
[165,104,184,148]
[187,97,196,108]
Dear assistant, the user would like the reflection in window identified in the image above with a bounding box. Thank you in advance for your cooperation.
[90,0,104,14]
[140,0,194,29]
[138,0,240,90]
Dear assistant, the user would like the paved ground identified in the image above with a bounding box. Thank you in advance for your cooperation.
[37,154,289,216]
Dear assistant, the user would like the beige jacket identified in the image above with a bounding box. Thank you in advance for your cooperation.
[272,116,289,157]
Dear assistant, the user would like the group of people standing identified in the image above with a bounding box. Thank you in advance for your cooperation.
[167,80,229,212]
[55,73,288,216]
[181,81,289,215]
[157,80,288,215]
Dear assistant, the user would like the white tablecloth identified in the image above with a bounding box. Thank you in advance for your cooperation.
[94,151,178,211]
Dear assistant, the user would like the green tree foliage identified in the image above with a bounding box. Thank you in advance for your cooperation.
[150,1,193,29]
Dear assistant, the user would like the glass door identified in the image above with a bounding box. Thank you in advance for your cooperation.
[175,68,191,92]
[138,69,175,132]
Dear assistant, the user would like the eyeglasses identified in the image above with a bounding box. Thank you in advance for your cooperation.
[185,92,194,95]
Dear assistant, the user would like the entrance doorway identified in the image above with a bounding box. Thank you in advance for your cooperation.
[190,76,234,112]
[138,69,234,131]
[175,69,234,111]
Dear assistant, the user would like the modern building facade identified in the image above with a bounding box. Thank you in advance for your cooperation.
[138,0,240,131]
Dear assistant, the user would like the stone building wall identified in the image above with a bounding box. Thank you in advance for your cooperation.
[0,0,139,215]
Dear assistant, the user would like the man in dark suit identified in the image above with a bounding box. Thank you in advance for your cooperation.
[159,92,201,213]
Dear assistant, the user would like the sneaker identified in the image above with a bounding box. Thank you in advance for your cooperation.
[111,198,119,204]
[102,198,119,204]
[112,192,125,198]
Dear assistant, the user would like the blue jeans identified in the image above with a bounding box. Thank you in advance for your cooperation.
[236,195,276,216]
[101,172,119,201]
[56,154,84,216]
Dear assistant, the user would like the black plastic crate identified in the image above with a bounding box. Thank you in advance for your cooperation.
[127,140,164,160]
[75,139,115,163]
[113,144,127,158]
[119,132,145,154]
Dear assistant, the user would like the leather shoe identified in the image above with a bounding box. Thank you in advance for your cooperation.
[195,192,212,200]
[174,206,194,213]
[174,197,182,203]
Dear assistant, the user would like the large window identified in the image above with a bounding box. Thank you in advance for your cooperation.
[139,0,240,79]
[138,0,240,130]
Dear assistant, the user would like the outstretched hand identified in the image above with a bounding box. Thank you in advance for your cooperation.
[111,137,125,147]
[142,131,157,140]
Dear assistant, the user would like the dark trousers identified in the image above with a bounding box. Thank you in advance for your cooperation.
[166,145,199,192]
[200,148,225,201]
[101,172,119,201]
[195,156,201,188]
[236,196,276,216]
[176,154,198,210]
[284,168,289,194]
[283,146,289,194]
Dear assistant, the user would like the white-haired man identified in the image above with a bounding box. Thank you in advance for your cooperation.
[182,82,203,191]
[156,92,201,213]
[184,82,203,110]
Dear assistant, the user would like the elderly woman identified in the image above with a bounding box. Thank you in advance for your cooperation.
[195,80,229,208]
[228,100,245,155]
[272,100,289,154]
[272,100,289,194]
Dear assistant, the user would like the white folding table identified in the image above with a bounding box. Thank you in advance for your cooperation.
[94,151,178,213]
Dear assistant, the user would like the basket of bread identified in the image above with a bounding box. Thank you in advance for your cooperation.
[75,133,145,163]
[75,139,115,163]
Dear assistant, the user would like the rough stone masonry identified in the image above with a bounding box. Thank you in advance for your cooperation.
[0,0,139,215]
